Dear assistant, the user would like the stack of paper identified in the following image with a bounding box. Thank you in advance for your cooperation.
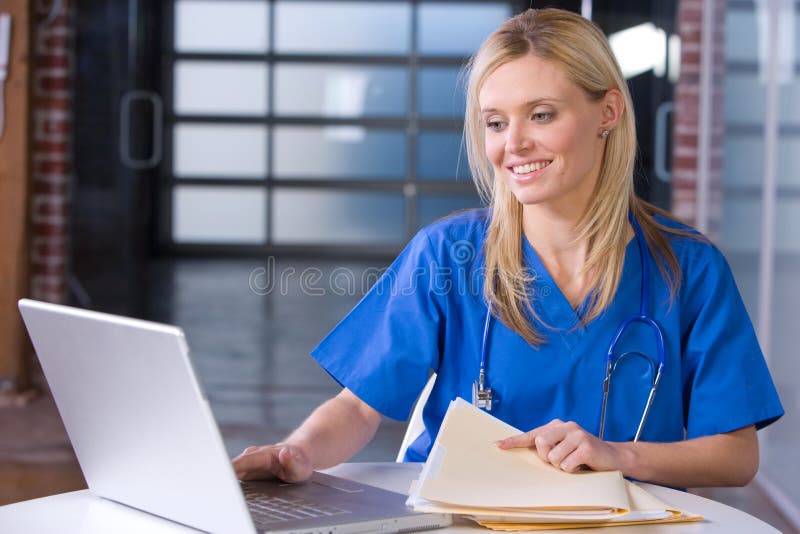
[406,398,703,530]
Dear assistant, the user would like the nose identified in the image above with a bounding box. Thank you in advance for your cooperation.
[505,122,532,154]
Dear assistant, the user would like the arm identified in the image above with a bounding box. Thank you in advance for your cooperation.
[232,387,382,482]
[497,420,758,488]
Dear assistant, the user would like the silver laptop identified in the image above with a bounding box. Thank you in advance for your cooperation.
[18,299,451,534]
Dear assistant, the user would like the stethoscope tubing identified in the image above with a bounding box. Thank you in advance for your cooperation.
[477,212,667,443]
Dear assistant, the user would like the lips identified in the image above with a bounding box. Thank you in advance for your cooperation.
[511,160,552,174]
[506,160,552,183]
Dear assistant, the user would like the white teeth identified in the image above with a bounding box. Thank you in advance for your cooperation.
[512,161,550,174]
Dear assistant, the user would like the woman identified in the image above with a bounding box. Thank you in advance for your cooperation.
[233,8,782,488]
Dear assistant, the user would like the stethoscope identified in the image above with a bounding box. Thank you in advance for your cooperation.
[472,213,666,442]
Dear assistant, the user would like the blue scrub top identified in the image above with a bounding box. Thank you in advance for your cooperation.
[311,209,784,462]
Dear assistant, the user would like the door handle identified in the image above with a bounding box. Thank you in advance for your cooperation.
[119,90,163,170]
[654,100,674,182]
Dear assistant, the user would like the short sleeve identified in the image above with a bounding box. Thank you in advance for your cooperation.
[310,229,444,421]
[680,246,784,439]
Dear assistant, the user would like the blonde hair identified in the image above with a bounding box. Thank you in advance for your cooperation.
[464,8,687,345]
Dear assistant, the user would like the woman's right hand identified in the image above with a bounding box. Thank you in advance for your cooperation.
[233,443,313,483]
[232,388,382,484]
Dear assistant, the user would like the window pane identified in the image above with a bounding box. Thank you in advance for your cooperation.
[778,138,800,187]
[173,123,267,178]
[725,9,759,63]
[174,61,268,116]
[727,73,800,125]
[417,3,510,56]
[175,1,269,53]
[725,197,800,255]
[275,64,407,117]
[275,2,410,54]
[272,189,405,244]
[725,73,763,126]
[418,67,466,118]
[796,9,800,58]
[725,136,800,189]
[173,185,266,243]
[723,136,762,188]
[721,197,761,254]
[418,194,482,229]
[273,126,406,179]
[417,130,470,180]
[776,198,800,254]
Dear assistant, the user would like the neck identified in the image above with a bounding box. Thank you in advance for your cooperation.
[522,205,588,265]
[522,206,591,307]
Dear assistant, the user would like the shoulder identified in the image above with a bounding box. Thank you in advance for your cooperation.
[652,214,724,264]
[651,214,734,292]
[388,208,489,273]
[416,208,490,253]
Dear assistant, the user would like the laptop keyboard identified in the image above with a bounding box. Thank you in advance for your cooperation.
[243,489,349,524]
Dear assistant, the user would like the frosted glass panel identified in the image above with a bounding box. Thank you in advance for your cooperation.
[720,197,761,254]
[776,137,800,189]
[725,136,800,188]
[272,189,405,244]
[417,3,511,56]
[726,73,800,125]
[275,2,410,54]
[174,61,268,116]
[273,126,406,179]
[173,185,266,243]
[774,199,800,254]
[725,10,759,63]
[725,73,765,125]
[721,197,800,254]
[417,131,470,180]
[175,1,269,53]
[723,137,762,188]
[797,10,800,58]
[418,67,466,118]
[173,123,267,177]
[275,64,407,117]
[418,194,481,228]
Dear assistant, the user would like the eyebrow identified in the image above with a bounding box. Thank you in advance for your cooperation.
[480,98,564,114]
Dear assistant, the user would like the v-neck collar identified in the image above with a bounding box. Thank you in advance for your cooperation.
[521,235,639,340]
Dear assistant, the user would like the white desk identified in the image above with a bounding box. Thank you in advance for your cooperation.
[0,462,779,533]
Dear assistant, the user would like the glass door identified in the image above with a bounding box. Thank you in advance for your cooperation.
[160,1,514,256]
[71,0,161,316]
[720,0,799,516]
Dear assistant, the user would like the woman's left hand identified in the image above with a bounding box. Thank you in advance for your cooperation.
[496,419,628,473]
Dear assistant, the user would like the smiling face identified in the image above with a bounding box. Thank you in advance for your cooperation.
[478,54,612,218]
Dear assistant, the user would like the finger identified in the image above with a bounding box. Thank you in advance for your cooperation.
[233,446,280,481]
[496,432,537,450]
[545,430,582,468]
[532,422,571,463]
[558,444,589,473]
[534,434,557,463]
[498,417,570,450]
[276,445,312,483]
[233,445,265,465]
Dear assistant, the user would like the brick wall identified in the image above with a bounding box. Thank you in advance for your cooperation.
[30,0,72,304]
[671,0,726,237]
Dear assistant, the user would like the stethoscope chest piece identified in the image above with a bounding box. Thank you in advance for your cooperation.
[472,213,666,435]
[472,378,493,411]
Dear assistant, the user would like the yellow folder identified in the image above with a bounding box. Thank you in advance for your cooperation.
[406,398,703,529]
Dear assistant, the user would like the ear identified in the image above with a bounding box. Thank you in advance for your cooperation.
[599,89,625,130]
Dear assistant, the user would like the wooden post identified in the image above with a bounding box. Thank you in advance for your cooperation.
[0,0,32,397]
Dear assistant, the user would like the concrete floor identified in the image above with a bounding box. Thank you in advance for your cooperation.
[0,257,795,532]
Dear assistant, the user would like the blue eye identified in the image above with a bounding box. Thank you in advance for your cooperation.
[485,120,506,132]
[532,112,553,122]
